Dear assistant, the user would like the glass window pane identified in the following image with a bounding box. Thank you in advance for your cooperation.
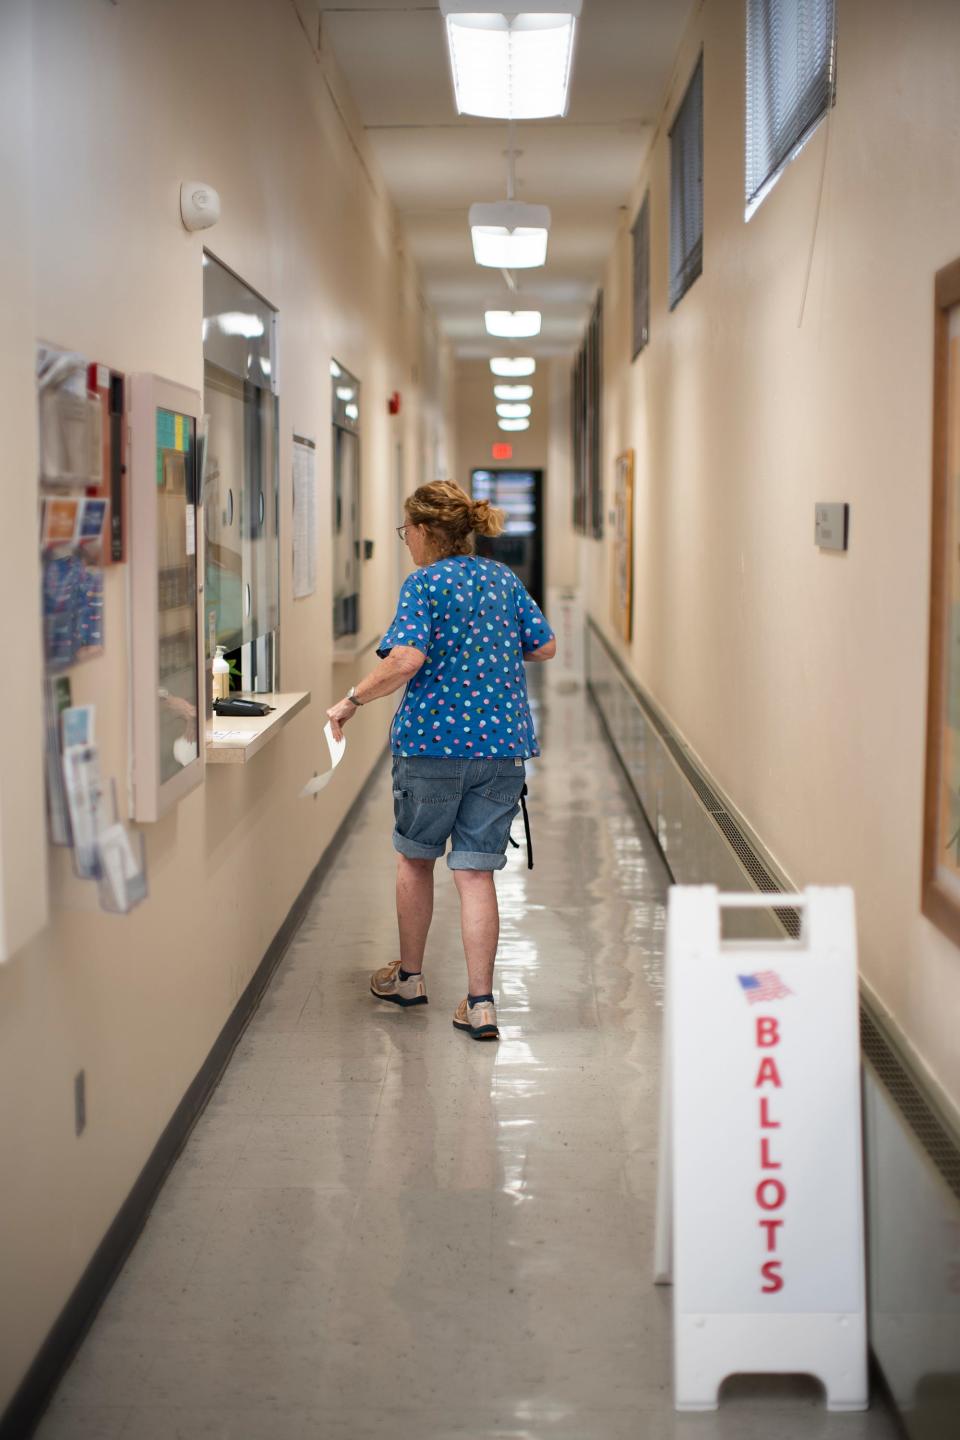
[333,423,361,639]
[156,409,199,785]
[203,365,244,652]
[202,255,279,681]
[331,359,362,641]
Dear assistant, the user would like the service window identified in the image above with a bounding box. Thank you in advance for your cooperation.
[202,253,280,692]
[331,360,361,641]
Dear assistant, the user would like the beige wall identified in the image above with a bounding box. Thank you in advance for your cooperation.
[0,0,47,963]
[544,358,580,597]
[572,0,960,1116]
[0,0,455,1411]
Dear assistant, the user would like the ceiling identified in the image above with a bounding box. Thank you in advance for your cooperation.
[320,1,694,359]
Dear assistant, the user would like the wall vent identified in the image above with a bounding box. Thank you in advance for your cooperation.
[860,1005,960,1205]
[586,624,800,937]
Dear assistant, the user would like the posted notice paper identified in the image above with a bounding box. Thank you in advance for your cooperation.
[292,434,317,600]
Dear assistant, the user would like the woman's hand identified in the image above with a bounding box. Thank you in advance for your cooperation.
[326,698,358,742]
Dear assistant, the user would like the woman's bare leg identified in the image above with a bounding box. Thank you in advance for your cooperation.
[395,855,435,972]
[452,869,499,995]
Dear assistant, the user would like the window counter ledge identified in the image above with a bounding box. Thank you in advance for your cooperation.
[206,691,311,765]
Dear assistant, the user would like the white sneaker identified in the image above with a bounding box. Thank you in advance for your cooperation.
[370,960,428,1007]
[452,996,498,1041]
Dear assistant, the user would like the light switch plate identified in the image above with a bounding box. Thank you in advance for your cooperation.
[815,503,849,551]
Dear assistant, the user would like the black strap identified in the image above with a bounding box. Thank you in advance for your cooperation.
[508,783,534,870]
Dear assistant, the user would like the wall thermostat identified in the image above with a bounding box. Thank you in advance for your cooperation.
[815,503,849,552]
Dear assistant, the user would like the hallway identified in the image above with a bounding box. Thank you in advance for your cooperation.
[35,682,898,1440]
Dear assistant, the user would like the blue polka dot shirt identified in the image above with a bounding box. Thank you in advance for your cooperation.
[377,555,554,758]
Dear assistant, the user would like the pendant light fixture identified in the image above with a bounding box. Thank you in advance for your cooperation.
[469,135,550,269]
[489,357,536,377]
[484,310,541,338]
[470,200,550,269]
[440,1,582,120]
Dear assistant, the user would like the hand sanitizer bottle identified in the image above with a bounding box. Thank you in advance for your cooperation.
[212,645,230,702]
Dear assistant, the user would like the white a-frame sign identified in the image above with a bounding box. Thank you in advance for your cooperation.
[654,886,868,1411]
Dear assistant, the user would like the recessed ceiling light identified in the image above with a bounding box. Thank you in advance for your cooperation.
[490,357,536,378]
[496,402,531,419]
[485,310,541,338]
[440,1,582,120]
[469,201,550,268]
[494,384,533,401]
[498,418,530,431]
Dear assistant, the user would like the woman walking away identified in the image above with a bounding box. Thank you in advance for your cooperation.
[326,480,556,1041]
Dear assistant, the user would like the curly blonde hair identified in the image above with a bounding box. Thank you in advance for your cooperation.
[405,480,505,558]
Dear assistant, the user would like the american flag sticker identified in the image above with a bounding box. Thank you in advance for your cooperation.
[737,971,793,1005]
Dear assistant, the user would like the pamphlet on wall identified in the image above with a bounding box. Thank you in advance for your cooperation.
[96,819,148,914]
[36,344,102,488]
[43,676,73,846]
[41,496,106,669]
[62,741,108,880]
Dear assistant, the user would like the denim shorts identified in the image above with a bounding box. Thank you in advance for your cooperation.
[391,756,526,871]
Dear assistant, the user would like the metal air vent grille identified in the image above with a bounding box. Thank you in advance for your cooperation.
[586,626,801,938]
[860,1005,960,1205]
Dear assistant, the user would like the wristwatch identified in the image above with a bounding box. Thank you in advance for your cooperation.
[347,686,363,707]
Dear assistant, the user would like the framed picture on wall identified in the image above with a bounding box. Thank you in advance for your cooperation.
[612,449,634,643]
[923,256,960,945]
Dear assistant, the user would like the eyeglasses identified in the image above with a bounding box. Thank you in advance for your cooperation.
[396,523,410,540]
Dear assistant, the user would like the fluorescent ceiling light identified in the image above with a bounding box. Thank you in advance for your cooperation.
[494,384,533,400]
[469,201,550,268]
[345,403,359,421]
[217,312,265,339]
[330,360,342,377]
[336,385,355,400]
[490,356,536,377]
[496,402,531,419]
[485,310,541,338]
[440,2,581,120]
[498,418,530,431]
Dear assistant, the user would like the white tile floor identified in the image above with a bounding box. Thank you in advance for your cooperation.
[35,680,899,1439]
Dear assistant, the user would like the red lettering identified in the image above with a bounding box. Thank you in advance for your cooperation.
[760,1137,781,1169]
[756,1016,780,1048]
[759,1219,784,1252]
[761,1260,784,1294]
[754,1023,786,1290]
[756,1178,787,1210]
[754,1057,782,1088]
[759,1096,781,1128]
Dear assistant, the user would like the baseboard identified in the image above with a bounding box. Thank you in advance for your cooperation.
[1,746,390,1440]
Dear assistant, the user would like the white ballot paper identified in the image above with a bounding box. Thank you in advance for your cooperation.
[299,722,346,797]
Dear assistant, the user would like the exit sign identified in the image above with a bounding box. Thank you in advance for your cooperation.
[492,442,513,460]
